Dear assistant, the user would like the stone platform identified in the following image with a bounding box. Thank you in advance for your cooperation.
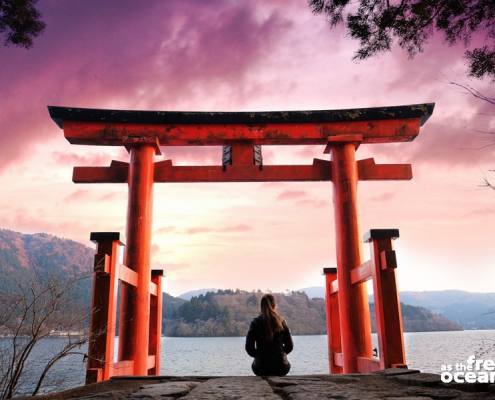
[21,369,495,399]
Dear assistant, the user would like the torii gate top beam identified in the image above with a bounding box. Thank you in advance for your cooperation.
[48,103,434,146]
[48,102,435,377]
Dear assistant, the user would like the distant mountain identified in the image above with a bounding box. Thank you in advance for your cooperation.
[370,303,462,332]
[400,290,495,330]
[299,286,325,299]
[298,286,495,330]
[178,288,219,300]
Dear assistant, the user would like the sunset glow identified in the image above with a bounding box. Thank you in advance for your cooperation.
[1,0,494,296]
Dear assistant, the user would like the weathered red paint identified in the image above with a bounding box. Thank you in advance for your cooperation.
[71,158,411,184]
[86,234,122,384]
[323,268,342,374]
[330,139,373,373]
[149,269,163,375]
[87,232,161,382]
[326,229,407,373]
[368,235,406,369]
[357,158,412,180]
[73,161,331,183]
[118,144,156,375]
[62,118,422,146]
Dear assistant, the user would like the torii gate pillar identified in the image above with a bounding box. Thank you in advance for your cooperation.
[48,102,434,379]
[119,140,158,375]
[329,135,372,373]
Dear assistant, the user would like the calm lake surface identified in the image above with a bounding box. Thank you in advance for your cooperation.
[11,330,495,395]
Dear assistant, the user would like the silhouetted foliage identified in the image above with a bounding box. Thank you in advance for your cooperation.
[309,0,495,80]
[0,0,45,48]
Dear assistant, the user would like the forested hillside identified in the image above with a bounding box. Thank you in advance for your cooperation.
[163,290,326,336]
[163,290,463,336]
[0,229,92,284]
[0,229,93,304]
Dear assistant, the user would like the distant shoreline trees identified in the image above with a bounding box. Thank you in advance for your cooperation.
[162,289,463,337]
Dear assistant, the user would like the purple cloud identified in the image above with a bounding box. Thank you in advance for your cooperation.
[0,0,292,172]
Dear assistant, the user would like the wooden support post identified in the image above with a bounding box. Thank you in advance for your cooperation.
[149,269,163,375]
[365,229,406,369]
[323,268,342,374]
[118,140,157,376]
[329,136,373,373]
[86,232,122,384]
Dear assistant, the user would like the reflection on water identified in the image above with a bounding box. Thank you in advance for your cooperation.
[159,330,495,376]
[405,330,495,373]
[6,330,495,395]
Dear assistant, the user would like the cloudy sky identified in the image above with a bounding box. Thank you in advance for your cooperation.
[1,0,493,296]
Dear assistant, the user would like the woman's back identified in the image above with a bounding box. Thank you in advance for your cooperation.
[245,294,294,376]
[246,315,293,358]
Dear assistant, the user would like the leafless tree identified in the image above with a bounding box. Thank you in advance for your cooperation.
[30,333,87,397]
[0,273,89,399]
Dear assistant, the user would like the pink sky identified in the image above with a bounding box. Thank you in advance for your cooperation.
[0,0,494,296]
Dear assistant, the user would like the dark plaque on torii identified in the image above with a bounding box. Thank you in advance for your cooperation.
[222,144,263,168]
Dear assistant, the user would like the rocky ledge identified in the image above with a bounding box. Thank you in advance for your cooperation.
[20,369,495,399]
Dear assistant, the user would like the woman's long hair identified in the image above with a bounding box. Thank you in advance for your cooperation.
[260,294,285,341]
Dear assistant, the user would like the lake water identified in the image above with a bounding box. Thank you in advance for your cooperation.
[9,330,495,395]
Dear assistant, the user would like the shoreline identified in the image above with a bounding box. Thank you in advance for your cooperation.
[6,328,495,340]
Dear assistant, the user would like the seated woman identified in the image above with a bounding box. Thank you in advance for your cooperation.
[245,294,294,376]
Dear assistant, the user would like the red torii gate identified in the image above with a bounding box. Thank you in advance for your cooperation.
[49,103,434,380]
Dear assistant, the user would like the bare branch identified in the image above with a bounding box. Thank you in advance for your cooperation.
[449,82,495,105]
[31,335,87,396]
[0,272,89,399]
[480,177,495,190]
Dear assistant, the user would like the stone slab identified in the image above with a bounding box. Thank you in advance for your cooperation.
[130,381,199,399]
[19,373,495,400]
[181,377,280,400]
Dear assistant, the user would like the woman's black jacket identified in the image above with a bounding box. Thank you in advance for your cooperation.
[245,315,293,361]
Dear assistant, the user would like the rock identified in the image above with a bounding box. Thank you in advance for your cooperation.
[392,372,442,387]
[404,385,484,399]
[375,368,421,376]
[383,397,433,400]
[130,381,198,398]
[77,391,130,399]
[182,377,280,399]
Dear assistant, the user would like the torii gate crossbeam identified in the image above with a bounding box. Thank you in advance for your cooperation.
[49,103,434,380]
